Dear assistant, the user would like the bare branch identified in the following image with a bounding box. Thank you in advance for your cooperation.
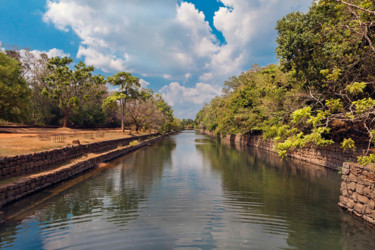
[336,0,375,15]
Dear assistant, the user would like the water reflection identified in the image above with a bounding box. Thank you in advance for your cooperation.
[1,131,375,249]
[0,138,176,249]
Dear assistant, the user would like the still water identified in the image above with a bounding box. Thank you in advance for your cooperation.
[1,131,375,249]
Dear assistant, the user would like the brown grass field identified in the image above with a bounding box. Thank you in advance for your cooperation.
[0,127,148,156]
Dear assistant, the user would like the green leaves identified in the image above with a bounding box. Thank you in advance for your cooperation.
[341,138,356,151]
[346,82,367,95]
[353,98,375,114]
[44,57,105,127]
[0,52,30,122]
[325,99,343,113]
[292,107,311,124]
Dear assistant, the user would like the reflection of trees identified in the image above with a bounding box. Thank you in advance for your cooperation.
[0,138,176,247]
[104,139,176,226]
[196,139,375,249]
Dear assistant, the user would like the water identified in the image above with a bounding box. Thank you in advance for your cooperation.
[1,131,375,249]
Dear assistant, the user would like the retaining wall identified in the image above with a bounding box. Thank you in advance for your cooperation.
[0,133,172,208]
[0,133,158,180]
[339,162,375,224]
[201,130,362,170]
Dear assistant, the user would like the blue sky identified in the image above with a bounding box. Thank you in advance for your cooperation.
[0,0,311,118]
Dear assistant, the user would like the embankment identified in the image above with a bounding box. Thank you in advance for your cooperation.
[200,129,362,170]
[339,162,375,225]
[0,132,175,208]
[0,133,158,180]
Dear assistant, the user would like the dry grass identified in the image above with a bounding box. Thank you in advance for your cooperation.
[0,127,150,156]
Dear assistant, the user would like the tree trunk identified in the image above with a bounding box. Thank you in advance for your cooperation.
[63,106,71,127]
[63,113,69,127]
[121,99,127,133]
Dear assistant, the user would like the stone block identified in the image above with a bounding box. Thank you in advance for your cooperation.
[354,203,365,214]
[358,194,369,204]
[367,199,375,210]
[348,182,356,191]
[341,187,348,197]
[356,184,364,195]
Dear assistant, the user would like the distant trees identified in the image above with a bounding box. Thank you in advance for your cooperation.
[181,119,194,129]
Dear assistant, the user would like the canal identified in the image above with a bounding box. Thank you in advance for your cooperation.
[1,131,375,249]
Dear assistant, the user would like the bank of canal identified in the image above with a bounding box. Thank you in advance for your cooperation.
[1,131,375,249]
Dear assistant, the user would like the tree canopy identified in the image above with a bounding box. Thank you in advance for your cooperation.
[0,52,30,122]
[196,0,375,165]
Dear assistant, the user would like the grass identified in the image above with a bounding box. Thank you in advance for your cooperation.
[129,140,139,146]
[0,128,153,156]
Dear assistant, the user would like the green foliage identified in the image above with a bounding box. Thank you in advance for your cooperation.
[69,104,106,127]
[196,0,375,166]
[358,154,375,166]
[181,119,195,129]
[292,107,311,124]
[104,72,141,132]
[0,52,30,122]
[352,98,375,114]
[341,138,356,151]
[44,57,105,127]
[129,140,139,146]
[346,82,367,95]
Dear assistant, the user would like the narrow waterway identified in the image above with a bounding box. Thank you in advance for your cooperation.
[1,131,375,249]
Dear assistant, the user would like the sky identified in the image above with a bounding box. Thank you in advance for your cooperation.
[0,0,312,119]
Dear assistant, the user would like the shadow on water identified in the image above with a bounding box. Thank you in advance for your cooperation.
[195,135,375,249]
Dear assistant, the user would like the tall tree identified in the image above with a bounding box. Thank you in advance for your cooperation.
[43,57,105,127]
[0,52,30,122]
[103,72,141,132]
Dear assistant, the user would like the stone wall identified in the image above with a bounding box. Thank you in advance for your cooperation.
[0,133,172,208]
[338,162,375,224]
[0,133,158,180]
[201,130,362,170]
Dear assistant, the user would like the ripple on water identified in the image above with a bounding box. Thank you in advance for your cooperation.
[1,132,375,249]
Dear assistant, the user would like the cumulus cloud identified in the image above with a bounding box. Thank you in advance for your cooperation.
[42,0,310,117]
[43,0,219,79]
[159,81,222,118]
[31,48,70,58]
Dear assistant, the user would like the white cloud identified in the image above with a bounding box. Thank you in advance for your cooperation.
[77,45,128,73]
[199,72,213,82]
[159,81,222,118]
[42,0,311,117]
[31,48,70,58]
[184,73,192,80]
[163,74,172,80]
[43,0,219,78]
[139,79,150,88]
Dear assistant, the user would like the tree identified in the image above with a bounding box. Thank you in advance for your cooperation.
[43,57,105,127]
[103,72,141,132]
[273,0,375,163]
[20,50,63,125]
[0,52,30,122]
